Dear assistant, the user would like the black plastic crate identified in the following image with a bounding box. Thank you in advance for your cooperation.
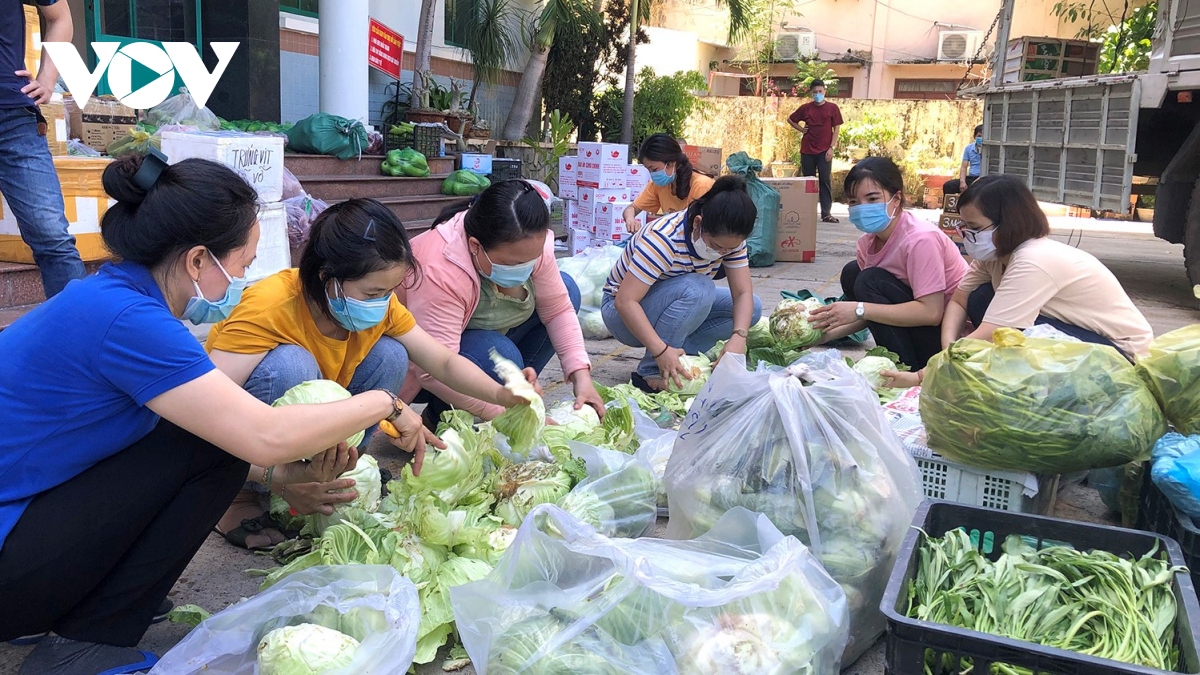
[382,124,444,158]
[882,500,1200,675]
[1138,462,1200,592]
[490,158,522,182]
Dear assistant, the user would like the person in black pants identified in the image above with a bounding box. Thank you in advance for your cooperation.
[0,154,445,675]
[840,262,944,368]
[942,124,984,195]
[788,79,843,223]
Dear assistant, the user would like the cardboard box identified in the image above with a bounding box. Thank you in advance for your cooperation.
[579,187,631,232]
[763,177,819,263]
[23,4,39,79]
[942,193,960,214]
[161,131,286,203]
[568,228,591,255]
[245,203,291,284]
[0,157,115,263]
[938,212,968,257]
[593,202,631,243]
[682,145,722,176]
[66,95,138,153]
[564,199,582,231]
[41,98,68,155]
[459,153,493,176]
[626,163,650,195]
[558,156,578,200]
[577,142,627,189]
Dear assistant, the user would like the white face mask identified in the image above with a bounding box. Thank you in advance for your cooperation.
[692,229,725,261]
[963,228,998,262]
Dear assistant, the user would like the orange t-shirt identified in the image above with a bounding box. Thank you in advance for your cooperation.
[206,269,416,387]
[632,173,715,216]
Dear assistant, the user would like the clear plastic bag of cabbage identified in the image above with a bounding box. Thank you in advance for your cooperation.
[664,350,921,664]
[556,442,658,538]
[922,328,1167,474]
[150,565,418,675]
[451,504,849,675]
[1137,324,1200,435]
[557,244,623,312]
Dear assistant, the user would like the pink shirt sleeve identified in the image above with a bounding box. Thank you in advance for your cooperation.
[533,232,592,380]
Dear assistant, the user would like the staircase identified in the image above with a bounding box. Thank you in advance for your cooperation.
[0,261,104,330]
[285,153,460,234]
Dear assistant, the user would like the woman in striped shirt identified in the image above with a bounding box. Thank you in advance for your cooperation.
[602,176,763,392]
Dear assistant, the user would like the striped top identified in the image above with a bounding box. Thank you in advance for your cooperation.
[604,210,749,296]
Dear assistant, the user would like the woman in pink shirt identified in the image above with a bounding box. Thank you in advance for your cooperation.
[810,157,969,368]
[400,180,602,425]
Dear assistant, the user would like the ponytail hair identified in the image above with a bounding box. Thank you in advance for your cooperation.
[638,133,696,201]
[685,175,756,238]
[431,179,549,249]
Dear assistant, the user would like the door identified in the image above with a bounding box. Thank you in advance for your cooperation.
[84,0,203,97]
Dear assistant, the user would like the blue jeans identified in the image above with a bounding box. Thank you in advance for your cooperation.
[243,337,410,447]
[601,273,762,378]
[0,106,86,297]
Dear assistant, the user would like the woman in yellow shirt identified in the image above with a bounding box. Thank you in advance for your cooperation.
[622,134,715,232]
[205,198,524,548]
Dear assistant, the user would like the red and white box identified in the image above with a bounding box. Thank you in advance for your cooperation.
[567,228,591,255]
[593,201,644,243]
[558,156,578,200]
[563,199,582,231]
[626,163,650,195]
[579,187,631,232]
[577,142,628,189]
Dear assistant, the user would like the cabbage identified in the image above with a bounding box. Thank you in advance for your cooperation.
[272,380,366,451]
[547,402,601,436]
[490,349,546,456]
[310,454,383,534]
[747,316,774,349]
[769,298,824,349]
[579,309,611,339]
[493,461,575,526]
[852,356,894,390]
[257,623,359,675]
[667,354,712,397]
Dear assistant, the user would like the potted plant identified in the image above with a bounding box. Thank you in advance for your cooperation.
[406,72,453,124]
[468,117,491,140]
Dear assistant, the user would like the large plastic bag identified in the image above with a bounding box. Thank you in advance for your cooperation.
[557,245,624,312]
[633,411,676,514]
[664,350,921,663]
[1151,432,1200,519]
[146,88,220,130]
[558,442,658,538]
[725,152,778,267]
[451,504,849,675]
[284,194,329,254]
[281,167,305,200]
[287,113,368,160]
[1138,325,1200,435]
[150,565,419,675]
[922,328,1167,474]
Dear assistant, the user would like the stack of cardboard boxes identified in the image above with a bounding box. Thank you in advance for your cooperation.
[559,143,649,254]
[937,193,968,256]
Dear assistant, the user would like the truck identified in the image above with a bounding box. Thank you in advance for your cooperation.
[980,0,1200,283]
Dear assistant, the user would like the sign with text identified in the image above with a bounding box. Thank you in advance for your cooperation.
[368,18,403,79]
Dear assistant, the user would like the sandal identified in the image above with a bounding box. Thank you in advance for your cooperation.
[630,372,665,394]
[821,215,840,223]
[214,513,283,551]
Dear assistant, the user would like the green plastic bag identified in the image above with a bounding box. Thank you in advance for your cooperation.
[1137,324,1200,434]
[781,290,871,344]
[921,328,1166,474]
[724,152,779,268]
[381,148,430,178]
[441,169,491,196]
[286,113,367,160]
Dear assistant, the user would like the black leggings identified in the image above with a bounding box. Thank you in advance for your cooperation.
[0,421,246,647]
[966,283,1128,358]
[841,261,943,370]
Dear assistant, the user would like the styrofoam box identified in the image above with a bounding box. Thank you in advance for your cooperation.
[246,202,290,284]
[161,131,285,203]
[568,228,591,255]
[559,156,578,200]
[626,163,650,195]
[577,142,627,189]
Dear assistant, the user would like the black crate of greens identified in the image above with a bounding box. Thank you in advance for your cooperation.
[384,124,444,158]
[882,500,1200,675]
[490,158,522,182]
[1138,462,1200,592]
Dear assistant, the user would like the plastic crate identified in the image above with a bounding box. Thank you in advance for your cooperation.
[383,123,445,158]
[913,453,1059,514]
[883,501,1200,675]
[1138,462,1200,592]
[490,158,522,182]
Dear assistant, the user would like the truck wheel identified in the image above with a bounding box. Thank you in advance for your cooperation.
[1185,179,1200,286]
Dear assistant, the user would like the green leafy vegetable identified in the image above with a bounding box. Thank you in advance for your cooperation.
[1137,324,1200,435]
[256,623,359,675]
[494,461,575,526]
[769,298,824,349]
[165,604,210,628]
[667,354,712,396]
[490,349,546,455]
[272,380,365,451]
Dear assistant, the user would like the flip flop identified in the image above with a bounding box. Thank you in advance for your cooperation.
[213,512,283,551]
[630,372,663,394]
[821,215,840,223]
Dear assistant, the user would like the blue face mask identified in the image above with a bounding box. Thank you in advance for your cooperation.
[974,137,983,148]
[813,92,825,103]
[482,249,537,288]
[649,169,675,187]
[328,280,391,332]
[181,251,247,325]
[848,195,899,234]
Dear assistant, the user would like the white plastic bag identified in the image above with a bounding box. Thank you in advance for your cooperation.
[451,504,849,675]
[633,408,676,514]
[664,350,921,663]
[558,441,658,538]
[150,565,419,675]
[557,245,625,312]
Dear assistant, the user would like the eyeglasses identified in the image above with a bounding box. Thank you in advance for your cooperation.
[955,223,995,244]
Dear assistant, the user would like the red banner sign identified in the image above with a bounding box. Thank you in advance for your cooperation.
[368,18,403,80]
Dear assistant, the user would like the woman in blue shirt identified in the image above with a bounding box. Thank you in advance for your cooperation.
[0,153,526,674]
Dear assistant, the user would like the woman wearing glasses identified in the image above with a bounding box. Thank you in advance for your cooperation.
[603,175,762,392]
[809,157,969,369]
[206,198,526,550]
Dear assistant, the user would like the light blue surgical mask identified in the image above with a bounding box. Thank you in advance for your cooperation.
[482,250,537,288]
[181,251,247,325]
[650,169,675,187]
[974,137,983,148]
[327,279,391,331]
[813,92,826,103]
[848,194,899,234]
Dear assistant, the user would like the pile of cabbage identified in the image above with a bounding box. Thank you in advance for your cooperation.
[451,505,849,675]
[664,351,921,663]
[922,328,1166,474]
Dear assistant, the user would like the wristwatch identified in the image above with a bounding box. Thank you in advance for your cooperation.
[855,302,865,319]
[375,389,405,438]
[732,328,749,339]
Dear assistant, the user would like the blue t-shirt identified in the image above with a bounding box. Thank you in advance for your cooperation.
[1,0,58,109]
[962,143,982,177]
[0,262,215,549]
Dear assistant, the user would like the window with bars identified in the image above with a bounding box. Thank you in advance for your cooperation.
[445,0,475,48]
[894,79,959,100]
[739,76,854,98]
[280,0,319,17]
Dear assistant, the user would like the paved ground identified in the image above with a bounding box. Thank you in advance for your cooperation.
[2,204,1196,674]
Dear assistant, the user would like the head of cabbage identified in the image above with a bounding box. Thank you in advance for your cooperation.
[769,298,824,349]
[310,454,383,535]
[667,354,712,397]
[257,623,359,675]
[272,380,366,452]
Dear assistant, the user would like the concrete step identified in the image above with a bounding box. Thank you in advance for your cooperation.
[285,154,455,178]
[0,304,37,331]
[0,262,46,310]
[299,174,451,202]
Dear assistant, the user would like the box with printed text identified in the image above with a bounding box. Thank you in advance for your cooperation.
[626,164,650,195]
[558,156,578,200]
[579,187,631,232]
[568,228,591,255]
[577,142,628,189]
[763,177,819,263]
[681,144,723,176]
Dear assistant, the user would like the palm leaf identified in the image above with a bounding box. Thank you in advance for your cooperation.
[463,0,524,86]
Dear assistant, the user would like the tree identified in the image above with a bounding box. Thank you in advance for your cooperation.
[500,0,600,141]
[462,0,524,112]
[411,0,437,110]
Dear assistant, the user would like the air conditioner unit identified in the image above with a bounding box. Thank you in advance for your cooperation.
[938,30,982,62]
[774,30,817,61]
